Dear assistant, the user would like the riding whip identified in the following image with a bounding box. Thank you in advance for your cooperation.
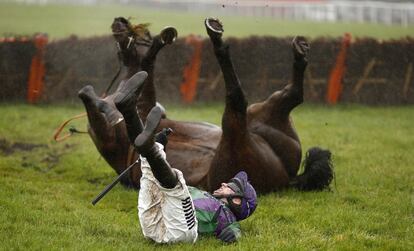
[91,160,139,205]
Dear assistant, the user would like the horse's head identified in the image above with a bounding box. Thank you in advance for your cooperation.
[111,17,152,51]
[111,17,131,46]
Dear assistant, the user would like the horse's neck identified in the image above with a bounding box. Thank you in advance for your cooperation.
[125,66,141,79]
[120,48,140,70]
[119,55,140,79]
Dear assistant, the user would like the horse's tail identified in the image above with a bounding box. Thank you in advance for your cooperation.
[290,147,334,191]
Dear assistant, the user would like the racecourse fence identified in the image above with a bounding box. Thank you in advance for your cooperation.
[0,37,36,102]
[0,34,413,105]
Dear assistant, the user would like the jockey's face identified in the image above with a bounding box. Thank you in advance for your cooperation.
[213,183,242,205]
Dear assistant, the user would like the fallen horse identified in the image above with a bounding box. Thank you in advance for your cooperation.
[79,17,333,194]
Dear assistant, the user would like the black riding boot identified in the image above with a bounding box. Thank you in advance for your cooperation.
[114,71,148,143]
[134,106,178,189]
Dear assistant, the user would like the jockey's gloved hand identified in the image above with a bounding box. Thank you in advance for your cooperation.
[218,224,240,243]
[155,128,173,148]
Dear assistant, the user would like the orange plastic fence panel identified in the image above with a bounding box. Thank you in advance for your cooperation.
[326,33,352,105]
[180,35,203,103]
[27,34,48,104]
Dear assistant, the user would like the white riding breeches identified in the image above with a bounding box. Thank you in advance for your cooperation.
[137,143,198,244]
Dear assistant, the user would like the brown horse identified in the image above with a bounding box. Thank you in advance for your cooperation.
[79,17,333,193]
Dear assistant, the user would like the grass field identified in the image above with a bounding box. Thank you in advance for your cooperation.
[1,2,413,250]
[1,2,414,40]
[0,103,413,250]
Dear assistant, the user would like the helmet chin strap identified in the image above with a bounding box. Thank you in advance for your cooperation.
[226,197,243,215]
[213,193,243,215]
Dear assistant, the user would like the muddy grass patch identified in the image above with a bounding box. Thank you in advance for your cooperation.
[0,138,47,155]
[0,137,76,172]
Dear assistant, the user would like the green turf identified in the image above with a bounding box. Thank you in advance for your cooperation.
[0,103,413,250]
[1,2,413,40]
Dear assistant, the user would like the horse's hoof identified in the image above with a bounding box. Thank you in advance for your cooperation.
[292,36,310,59]
[205,18,224,39]
[205,18,223,34]
[106,109,124,126]
[160,26,177,45]
[78,85,97,101]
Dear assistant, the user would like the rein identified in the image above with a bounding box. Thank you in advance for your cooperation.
[53,113,88,142]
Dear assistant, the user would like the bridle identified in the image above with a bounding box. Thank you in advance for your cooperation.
[112,30,152,51]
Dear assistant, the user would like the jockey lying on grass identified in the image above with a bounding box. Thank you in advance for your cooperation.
[113,71,257,243]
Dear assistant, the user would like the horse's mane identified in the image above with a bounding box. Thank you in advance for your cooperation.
[128,21,151,38]
[126,17,152,41]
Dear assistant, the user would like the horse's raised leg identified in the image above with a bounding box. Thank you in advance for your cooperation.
[79,85,140,187]
[137,28,177,118]
[205,19,248,121]
[78,85,118,142]
[275,36,309,116]
[247,36,310,177]
[204,18,250,190]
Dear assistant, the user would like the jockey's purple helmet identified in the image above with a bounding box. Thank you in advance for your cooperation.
[226,171,257,221]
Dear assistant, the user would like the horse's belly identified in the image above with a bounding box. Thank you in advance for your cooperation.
[166,142,214,188]
[160,119,221,188]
